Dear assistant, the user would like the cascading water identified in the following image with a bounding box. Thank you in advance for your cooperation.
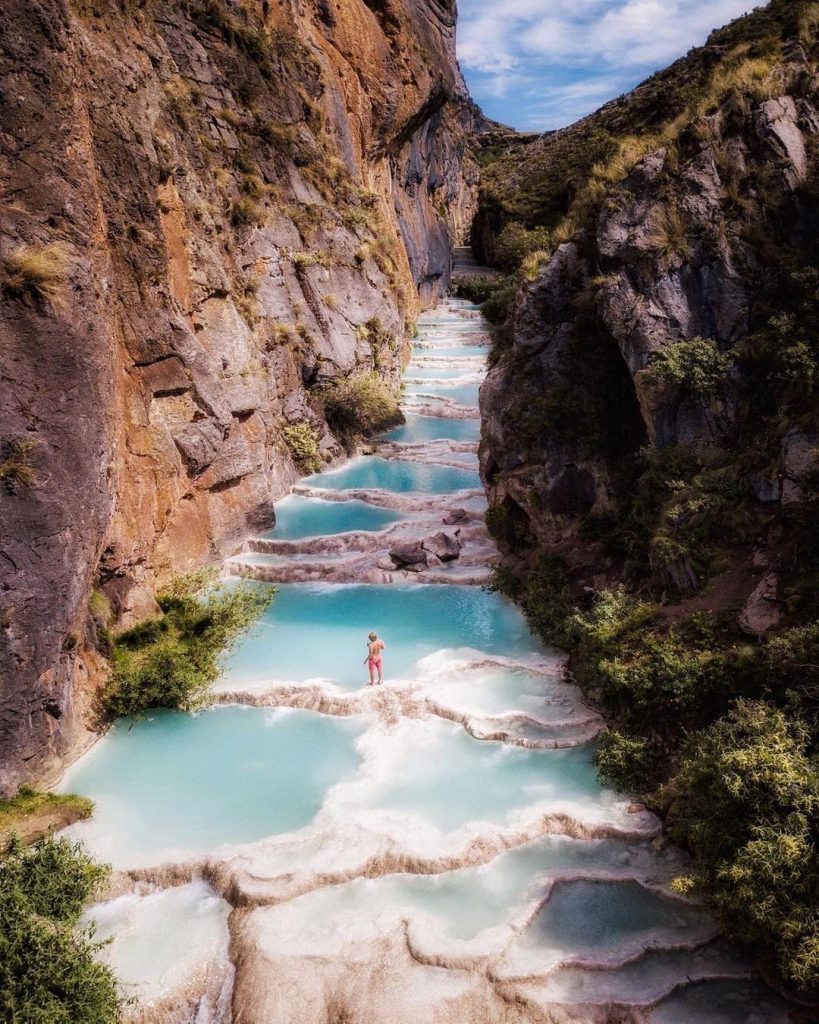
[60,300,789,1023]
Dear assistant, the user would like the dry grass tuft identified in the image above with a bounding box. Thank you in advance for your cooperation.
[3,244,68,305]
[0,437,43,493]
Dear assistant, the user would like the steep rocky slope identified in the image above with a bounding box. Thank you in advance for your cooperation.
[0,0,478,795]
[479,0,819,604]
[473,0,819,994]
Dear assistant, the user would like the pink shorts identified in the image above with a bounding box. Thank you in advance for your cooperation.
[368,658,382,670]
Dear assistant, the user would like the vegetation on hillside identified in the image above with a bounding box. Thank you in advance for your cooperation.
[471,0,819,323]
[2,243,68,306]
[0,835,122,1022]
[283,420,322,474]
[481,0,819,993]
[103,571,273,718]
[318,371,402,449]
[491,554,819,988]
[0,436,43,494]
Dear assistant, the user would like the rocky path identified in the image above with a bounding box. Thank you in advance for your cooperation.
[452,244,499,278]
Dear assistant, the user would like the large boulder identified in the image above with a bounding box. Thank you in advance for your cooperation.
[388,543,429,569]
[739,573,782,636]
[421,532,461,562]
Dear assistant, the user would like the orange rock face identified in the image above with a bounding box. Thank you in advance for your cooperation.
[0,0,479,793]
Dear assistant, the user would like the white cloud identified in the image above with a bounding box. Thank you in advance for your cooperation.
[457,0,759,128]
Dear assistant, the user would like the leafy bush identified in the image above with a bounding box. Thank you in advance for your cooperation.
[2,244,67,305]
[104,577,273,718]
[595,730,664,793]
[453,275,518,326]
[481,279,520,326]
[283,421,322,474]
[593,631,726,737]
[0,835,122,1022]
[768,312,819,395]
[669,700,819,989]
[493,222,552,271]
[639,337,734,396]
[518,553,575,649]
[453,276,499,305]
[320,372,401,445]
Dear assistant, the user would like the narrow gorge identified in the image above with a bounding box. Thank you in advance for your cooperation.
[59,298,788,1023]
[2,0,819,1021]
[1,0,479,793]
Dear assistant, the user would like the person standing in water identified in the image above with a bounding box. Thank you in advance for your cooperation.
[365,631,385,686]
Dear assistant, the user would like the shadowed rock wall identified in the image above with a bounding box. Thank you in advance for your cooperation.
[0,0,478,794]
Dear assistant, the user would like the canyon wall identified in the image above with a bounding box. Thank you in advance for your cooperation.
[0,0,478,794]
[478,3,819,607]
[472,5,819,987]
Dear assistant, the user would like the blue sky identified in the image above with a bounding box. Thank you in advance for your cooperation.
[456,0,760,131]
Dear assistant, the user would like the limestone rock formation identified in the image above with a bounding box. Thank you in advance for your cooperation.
[0,0,478,794]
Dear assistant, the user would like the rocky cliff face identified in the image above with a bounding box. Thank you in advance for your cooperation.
[479,4,819,607]
[0,0,477,795]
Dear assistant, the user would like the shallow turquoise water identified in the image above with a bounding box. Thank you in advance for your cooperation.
[416,322,489,335]
[261,495,404,539]
[411,344,488,358]
[363,836,655,942]
[60,707,364,863]
[406,366,483,380]
[525,880,710,954]
[372,728,605,829]
[221,583,539,688]
[379,415,481,443]
[404,382,481,407]
[649,979,790,1023]
[61,298,760,1017]
[305,456,481,492]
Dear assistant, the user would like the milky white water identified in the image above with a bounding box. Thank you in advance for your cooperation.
[61,299,789,1022]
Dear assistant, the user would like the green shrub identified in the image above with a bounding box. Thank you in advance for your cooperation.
[104,578,273,718]
[493,221,552,271]
[453,275,518,326]
[453,276,498,305]
[319,372,401,445]
[669,700,819,989]
[518,553,575,649]
[769,312,819,394]
[594,632,725,737]
[639,337,734,396]
[0,835,122,1022]
[595,730,665,793]
[283,421,322,474]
